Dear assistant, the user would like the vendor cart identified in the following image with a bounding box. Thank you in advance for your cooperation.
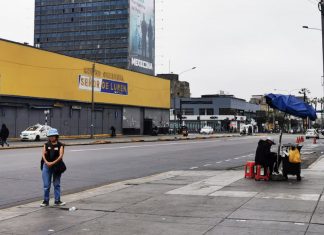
[281,144,302,181]
[265,93,316,180]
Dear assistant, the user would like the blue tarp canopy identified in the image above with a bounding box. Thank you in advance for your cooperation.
[265,93,317,121]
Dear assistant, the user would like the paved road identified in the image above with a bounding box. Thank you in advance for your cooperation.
[0,134,319,209]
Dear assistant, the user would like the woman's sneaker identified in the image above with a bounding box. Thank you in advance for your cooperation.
[54,201,66,206]
[40,201,49,207]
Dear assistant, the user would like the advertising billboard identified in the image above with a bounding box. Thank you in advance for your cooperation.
[129,0,155,75]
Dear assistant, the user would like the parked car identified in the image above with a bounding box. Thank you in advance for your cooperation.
[20,124,51,141]
[200,126,214,134]
[305,129,319,139]
[321,129,324,136]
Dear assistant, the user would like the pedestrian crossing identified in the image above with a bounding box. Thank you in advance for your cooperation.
[165,170,323,202]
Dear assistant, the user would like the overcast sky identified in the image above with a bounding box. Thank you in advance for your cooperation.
[0,0,323,100]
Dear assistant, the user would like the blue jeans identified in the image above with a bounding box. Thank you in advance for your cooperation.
[42,164,61,202]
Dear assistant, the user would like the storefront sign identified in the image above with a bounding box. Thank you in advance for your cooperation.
[78,75,128,96]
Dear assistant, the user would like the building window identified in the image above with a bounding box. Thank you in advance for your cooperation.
[199,109,206,115]
[183,109,194,115]
[206,109,214,115]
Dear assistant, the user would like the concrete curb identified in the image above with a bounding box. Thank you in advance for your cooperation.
[307,155,324,170]
[0,134,241,150]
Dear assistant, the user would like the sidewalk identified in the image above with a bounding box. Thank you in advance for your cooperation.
[0,133,241,150]
[1,156,324,234]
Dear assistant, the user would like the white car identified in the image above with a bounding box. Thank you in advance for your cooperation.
[20,124,51,141]
[200,126,214,134]
[305,129,319,139]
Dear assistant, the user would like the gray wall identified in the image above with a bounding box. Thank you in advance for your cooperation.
[123,107,143,132]
[0,96,169,137]
[144,108,170,127]
[0,97,123,138]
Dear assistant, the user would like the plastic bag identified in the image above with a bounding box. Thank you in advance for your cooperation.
[288,148,301,163]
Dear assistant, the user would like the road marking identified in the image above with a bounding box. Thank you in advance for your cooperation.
[69,140,221,152]
[189,167,198,170]
[204,164,212,167]
[216,161,222,164]
[225,159,231,162]
[166,171,243,196]
[210,190,258,198]
[256,192,320,201]
[234,157,240,160]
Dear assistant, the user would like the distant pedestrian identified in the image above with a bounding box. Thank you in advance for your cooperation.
[248,126,253,135]
[40,128,66,207]
[110,126,116,137]
[0,124,9,147]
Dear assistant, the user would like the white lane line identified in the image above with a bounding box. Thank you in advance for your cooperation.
[234,157,240,160]
[190,167,199,170]
[225,159,231,162]
[69,140,221,152]
[204,164,212,167]
[216,161,222,164]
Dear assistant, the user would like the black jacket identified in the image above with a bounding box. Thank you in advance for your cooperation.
[255,140,273,165]
[0,126,9,140]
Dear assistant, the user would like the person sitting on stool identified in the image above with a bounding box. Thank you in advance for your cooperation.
[255,137,280,175]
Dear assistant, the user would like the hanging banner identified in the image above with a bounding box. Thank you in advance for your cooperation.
[129,0,155,75]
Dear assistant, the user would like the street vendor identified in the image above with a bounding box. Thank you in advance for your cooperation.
[255,137,280,175]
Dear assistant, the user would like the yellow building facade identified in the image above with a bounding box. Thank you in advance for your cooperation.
[0,39,170,137]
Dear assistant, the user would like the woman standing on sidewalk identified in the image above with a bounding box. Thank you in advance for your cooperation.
[40,128,66,207]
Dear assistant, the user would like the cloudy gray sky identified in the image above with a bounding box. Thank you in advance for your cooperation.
[0,0,323,100]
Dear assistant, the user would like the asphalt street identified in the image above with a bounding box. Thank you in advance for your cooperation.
[0,134,319,209]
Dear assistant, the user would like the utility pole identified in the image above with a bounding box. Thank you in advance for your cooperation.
[320,1,324,129]
[90,62,95,139]
[90,44,100,139]
[179,99,183,130]
[173,97,176,135]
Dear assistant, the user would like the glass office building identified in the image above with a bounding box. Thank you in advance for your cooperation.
[34,0,155,75]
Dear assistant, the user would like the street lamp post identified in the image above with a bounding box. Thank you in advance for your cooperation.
[173,66,197,135]
[320,0,324,130]
[302,26,322,31]
[179,67,197,75]
[90,62,95,139]
[90,44,101,139]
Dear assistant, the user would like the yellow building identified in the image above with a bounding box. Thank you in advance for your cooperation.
[0,39,170,137]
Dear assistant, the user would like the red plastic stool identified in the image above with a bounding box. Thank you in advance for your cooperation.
[244,161,255,179]
[254,165,270,181]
